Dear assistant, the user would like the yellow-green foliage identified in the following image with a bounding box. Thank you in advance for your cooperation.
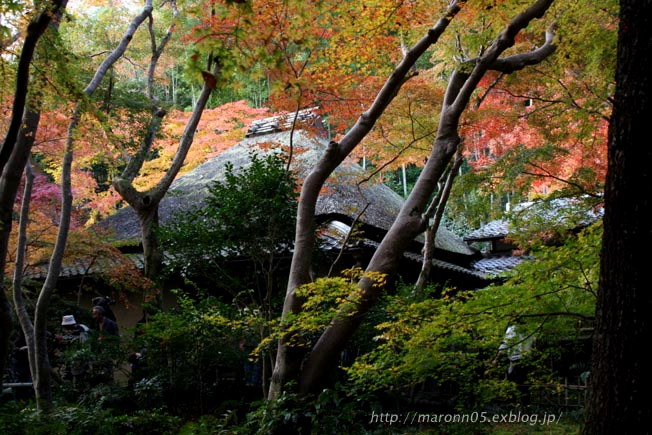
[255,268,387,356]
[345,222,601,408]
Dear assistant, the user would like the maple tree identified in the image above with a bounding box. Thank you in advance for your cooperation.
[183,0,597,401]
[109,18,217,280]
[1,0,269,290]
[130,101,269,194]
[3,0,187,410]
[13,1,161,411]
[347,1,614,229]
[183,0,431,134]
[447,0,614,226]
[265,0,559,400]
[56,0,272,281]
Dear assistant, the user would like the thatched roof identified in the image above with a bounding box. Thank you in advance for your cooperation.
[99,130,475,257]
[245,107,322,137]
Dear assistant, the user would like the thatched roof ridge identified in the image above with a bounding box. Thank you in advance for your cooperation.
[245,107,323,137]
[99,130,474,256]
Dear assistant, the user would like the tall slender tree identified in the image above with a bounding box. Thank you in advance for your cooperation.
[0,0,67,392]
[7,0,152,411]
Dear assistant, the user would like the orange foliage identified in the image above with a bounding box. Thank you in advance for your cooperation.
[24,99,266,221]
[350,72,446,174]
[2,0,611,280]
[133,100,269,191]
[185,0,429,135]
[460,75,608,195]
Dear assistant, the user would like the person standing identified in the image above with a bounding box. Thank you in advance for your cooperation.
[91,296,117,323]
[60,315,91,343]
[90,305,119,383]
[58,315,91,383]
[498,324,534,405]
[91,305,119,338]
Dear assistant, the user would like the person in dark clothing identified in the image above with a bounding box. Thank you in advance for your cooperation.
[12,332,31,383]
[91,305,119,383]
[91,296,117,322]
[91,305,119,337]
[128,309,151,386]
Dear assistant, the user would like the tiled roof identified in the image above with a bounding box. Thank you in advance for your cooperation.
[319,219,472,257]
[464,219,509,242]
[22,253,144,281]
[320,220,516,281]
[354,238,487,281]
[470,254,526,277]
[463,198,603,243]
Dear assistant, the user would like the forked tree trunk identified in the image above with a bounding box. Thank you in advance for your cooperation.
[414,149,463,292]
[269,0,466,399]
[582,1,652,433]
[271,0,557,398]
[113,61,218,280]
[112,1,218,281]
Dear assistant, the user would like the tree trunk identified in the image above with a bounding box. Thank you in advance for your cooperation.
[138,205,164,279]
[9,0,147,409]
[414,149,463,292]
[271,0,557,398]
[582,1,652,433]
[0,297,10,385]
[268,1,466,399]
[32,99,76,411]
[0,0,66,388]
[298,133,460,394]
[13,162,37,389]
[113,60,219,280]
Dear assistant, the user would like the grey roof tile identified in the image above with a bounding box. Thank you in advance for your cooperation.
[464,198,603,243]
[358,239,487,280]
[470,254,526,276]
[22,253,145,281]
[464,219,510,242]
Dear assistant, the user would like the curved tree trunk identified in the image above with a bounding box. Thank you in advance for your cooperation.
[33,117,74,411]
[271,0,557,398]
[0,0,66,390]
[268,1,466,399]
[582,1,652,433]
[12,162,37,390]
